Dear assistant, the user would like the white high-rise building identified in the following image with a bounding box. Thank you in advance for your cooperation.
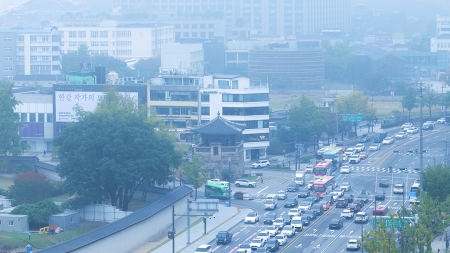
[431,15,450,52]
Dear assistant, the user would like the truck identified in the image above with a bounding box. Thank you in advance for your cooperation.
[264,197,278,210]
[354,212,369,223]
[294,172,305,186]
[373,131,388,143]
[216,231,233,244]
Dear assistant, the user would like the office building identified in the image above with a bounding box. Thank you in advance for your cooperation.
[431,15,450,53]
[0,27,62,81]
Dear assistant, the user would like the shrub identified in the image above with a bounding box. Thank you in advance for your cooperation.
[11,199,64,228]
[9,171,54,206]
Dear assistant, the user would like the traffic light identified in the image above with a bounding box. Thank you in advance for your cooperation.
[168,231,175,239]
[446,239,449,249]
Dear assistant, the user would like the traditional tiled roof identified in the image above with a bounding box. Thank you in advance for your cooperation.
[191,112,246,135]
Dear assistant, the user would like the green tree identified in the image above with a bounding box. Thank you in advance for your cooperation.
[289,95,327,151]
[423,164,450,202]
[61,44,91,74]
[133,57,161,80]
[11,199,63,228]
[54,90,181,211]
[91,55,134,78]
[362,216,400,253]
[9,171,54,206]
[422,84,438,117]
[358,72,391,102]
[322,40,353,83]
[183,156,207,200]
[402,88,417,122]
[335,92,376,136]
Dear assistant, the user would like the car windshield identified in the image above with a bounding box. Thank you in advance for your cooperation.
[217,232,227,236]
[282,226,291,230]
[299,202,310,206]
[258,231,268,236]
[248,212,257,217]
[196,247,209,252]
[274,218,283,222]
[299,189,308,193]
[275,235,284,239]
[266,214,276,219]
[252,238,261,243]
[331,219,340,224]
[267,240,276,245]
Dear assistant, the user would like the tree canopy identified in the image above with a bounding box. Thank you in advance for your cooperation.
[288,95,327,150]
[422,84,438,117]
[402,88,418,121]
[321,40,353,83]
[54,90,181,211]
[335,92,376,135]
[11,199,63,228]
[424,164,450,202]
[183,156,207,199]
[0,81,27,170]
[9,171,55,206]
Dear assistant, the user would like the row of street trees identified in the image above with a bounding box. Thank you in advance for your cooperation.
[401,85,450,121]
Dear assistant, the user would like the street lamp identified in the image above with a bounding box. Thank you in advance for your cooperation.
[228,157,232,206]
[418,79,425,188]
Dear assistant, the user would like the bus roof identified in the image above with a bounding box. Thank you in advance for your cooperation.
[314,160,332,168]
[323,147,343,155]
[314,175,334,184]
[206,183,229,189]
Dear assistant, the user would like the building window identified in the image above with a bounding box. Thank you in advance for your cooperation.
[52,46,59,51]
[52,56,59,61]
[17,46,24,51]
[218,80,230,88]
[69,42,77,47]
[175,24,181,28]
[99,50,108,56]
[3,36,12,42]
[31,65,39,70]
[17,56,24,61]
[30,35,37,42]
[42,56,50,61]
[201,107,210,115]
[17,36,24,42]
[116,31,131,38]
[3,56,12,61]
[116,50,131,55]
[21,113,27,122]
[213,147,218,156]
[200,32,206,37]
[42,46,50,51]
[183,32,189,37]
[200,24,206,28]
[60,42,64,46]
[29,113,36,122]
[46,113,53,122]
[232,80,238,89]
[201,93,210,102]
[52,65,60,70]
[78,31,86,38]
[31,56,38,61]
[192,32,197,37]
[209,32,214,37]
[100,41,108,46]
[100,31,108,38]
[183,24,189,28]
[30,46,38,51]
[8,220,13,226]
[69,31,77,38]
[3,66,12,71]
[3,75,13,80]
[16,65,24,71]
[208,24,214,28]
[52,35,59,42]
[42,36,49,41]
[116,41,131,46]
[91,41,99,47]
[38,113,45,122]
[91,31,98,38]
[4,47,12,52]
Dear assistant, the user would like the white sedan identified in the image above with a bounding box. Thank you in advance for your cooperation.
[437,118,446,124]
[369,143,381,151]
[266,226,278,237]
[340,165,351,174]
[406,127,418,134]
[275,234,287,246]
[382,137,394,145]
[395,132,408,139]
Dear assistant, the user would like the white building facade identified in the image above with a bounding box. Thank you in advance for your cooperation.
[431,15,450,52]
[57,20,174,60]
[200,75,269,161]
[160,43,204,75]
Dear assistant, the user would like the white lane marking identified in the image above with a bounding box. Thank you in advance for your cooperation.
[258,186,269,193]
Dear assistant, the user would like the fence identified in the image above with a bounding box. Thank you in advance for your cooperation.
[76,204,132,223]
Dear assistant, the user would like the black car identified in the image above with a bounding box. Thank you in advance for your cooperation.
[322,195,335,204]
[356,193,369,203]
[306,195,320,203]
[311,204,324,216]
[348,203,360,213]
[297,189,310,198]
[329,218,344,229]
[300,215,311,226]
[264,213,278,224]
[359,134,371,143]
[286,182,299,192]
[265,239,280,252]
[284,198,298,208]
[256,247,270,253]
[343,193,354,203]
[379,179,389,187]
[374,191,386,200]
[353,197,364,207]
[282,214,292,225]
[336,198,348,208]
[303,210,316,220]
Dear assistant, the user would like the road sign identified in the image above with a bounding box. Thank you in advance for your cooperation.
[340,114,363,122]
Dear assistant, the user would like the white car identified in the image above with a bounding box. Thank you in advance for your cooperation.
[252,160,270,169]
[207,179,229,185]
[273,218,285,229]
[425,121,436,127]
[382,137,394,145]
[305,164,313,173]
[369,143,381,151]
[346,239,360,251]
[332,187,345,197]
[395,132,408,139]
[255,231,270,243]
[265,226,278,237]
[288,208,301,216]
[348,155,360,164]
[341,182,352,191]
[437,118,446,124]
[275,234,287,245]
[307,180,316,189]
[281,225,295,237]
[401,122,413,130]
[406,127,418,134]
[354,144,365,152]
[276,190,287,200]
[250,238,265,249]
[345,148,356,156]
[298,201,312,211]
[340,165,351,174]
[244,211,259,224]
[194,244,212,253]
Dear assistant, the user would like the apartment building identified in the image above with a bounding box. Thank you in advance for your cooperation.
[57,20,173,60]
[111,0,351,37]
[0,27,62,81]
[431,15,450,53]
[149,74,269,161]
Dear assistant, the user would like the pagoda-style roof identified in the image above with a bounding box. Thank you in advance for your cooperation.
[192,113,246,135]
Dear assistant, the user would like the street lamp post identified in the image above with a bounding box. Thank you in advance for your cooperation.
[418,79,425,188]
[228,157,232,206]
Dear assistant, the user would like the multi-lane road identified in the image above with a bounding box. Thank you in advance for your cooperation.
[202,123,450,253]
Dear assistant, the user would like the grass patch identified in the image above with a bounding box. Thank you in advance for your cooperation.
[50,193,71,202]
[0,222,107,250]
[0,177,13,190]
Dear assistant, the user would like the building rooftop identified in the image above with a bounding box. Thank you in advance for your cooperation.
[191,113,246,135]
[14,75,65,81]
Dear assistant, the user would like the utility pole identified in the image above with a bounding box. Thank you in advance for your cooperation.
[419,79,425,188]
[295,133,299,171]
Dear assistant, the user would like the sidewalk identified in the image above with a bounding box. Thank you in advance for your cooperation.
[133,204,252,253]
[431,231,449,252]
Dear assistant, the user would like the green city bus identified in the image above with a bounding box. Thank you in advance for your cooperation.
[205,183,231,199]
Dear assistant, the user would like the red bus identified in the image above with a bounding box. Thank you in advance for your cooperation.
[313,176,335,196]
[313,159,333,178]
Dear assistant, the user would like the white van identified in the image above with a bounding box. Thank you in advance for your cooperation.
[291,216,304,231]
[295,172,305,186]
[264,198,278,210]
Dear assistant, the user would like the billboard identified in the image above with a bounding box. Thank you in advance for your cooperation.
[55,91,139,122]
[19,122,44,137]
